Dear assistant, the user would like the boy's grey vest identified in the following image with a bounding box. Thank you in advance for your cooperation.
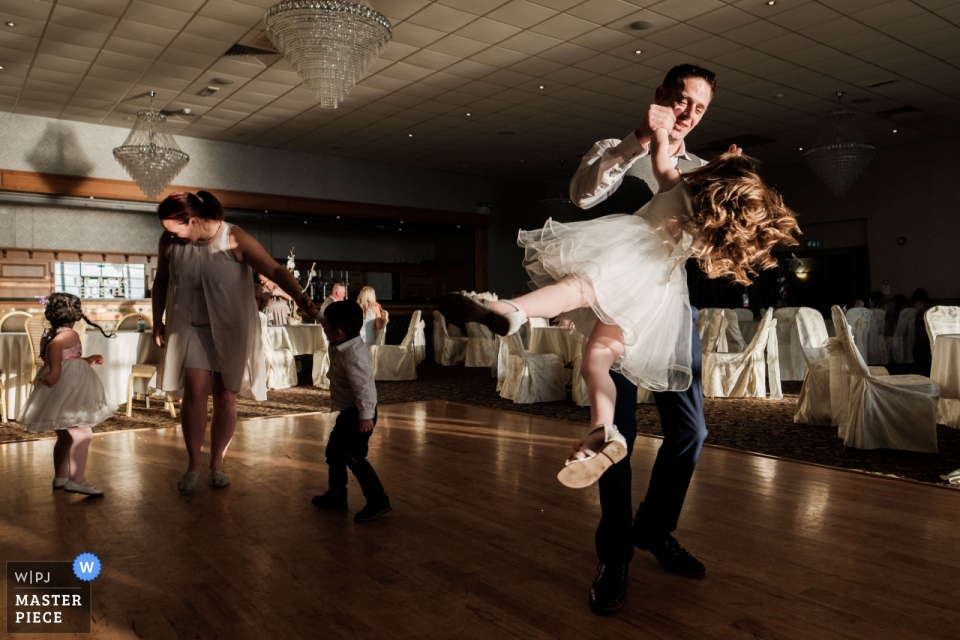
[590,152,702,219]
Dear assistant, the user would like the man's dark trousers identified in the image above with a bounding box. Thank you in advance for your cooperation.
[325,407,386,502]
[595,308,708,563]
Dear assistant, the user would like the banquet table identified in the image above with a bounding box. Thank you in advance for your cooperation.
[0,330,162,420]
[266,324,325,356]
[931,334,960,428]
[527,326,582,364]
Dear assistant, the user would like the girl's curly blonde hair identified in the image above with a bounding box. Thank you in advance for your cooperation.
[683,153,800,285]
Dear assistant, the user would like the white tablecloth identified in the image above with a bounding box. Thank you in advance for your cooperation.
[0,331,162,420]
[931,334,960,428]
[267,325,325,356]
[528,326,581,364]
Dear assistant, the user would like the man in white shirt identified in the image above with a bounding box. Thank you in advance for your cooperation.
[319,283,347,316]
[311,300,391,522]
[569,64,738,616]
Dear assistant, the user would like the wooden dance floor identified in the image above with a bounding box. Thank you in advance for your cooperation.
[2,401,959,639]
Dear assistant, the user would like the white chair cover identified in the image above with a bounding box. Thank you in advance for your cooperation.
[499,334,567,404]
[700,311,725,353]
[891,307,917,364]
[528,317,550,328]
[433,311,467,366]
[925,306,960,427]
[375,309,389,346]
[311,332,331,390]
[702,308,782,399]
[465,322,497,367]
[370,310,423,381]
[845,307,878,365]
[259,313,297,390]
[830,306,939,452]
[694,308,720,339]
[733,308,753,322]
[794,308,833,426]
[774,307,805,381]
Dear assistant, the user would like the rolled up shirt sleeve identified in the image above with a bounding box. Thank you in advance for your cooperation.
[569,130,649,210]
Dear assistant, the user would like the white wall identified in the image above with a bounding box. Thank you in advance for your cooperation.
[0,111,501,213]
[764,137,960,300]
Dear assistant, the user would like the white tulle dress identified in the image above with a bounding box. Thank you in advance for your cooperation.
[519,181,699,392]
[18,328,116,432]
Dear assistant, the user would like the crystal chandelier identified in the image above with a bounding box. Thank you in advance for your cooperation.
[537,160,581,223]
[802,92,876,197]
[113,92,189,199]
[264,0,392,109]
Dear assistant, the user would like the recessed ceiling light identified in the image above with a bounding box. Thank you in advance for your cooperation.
[303,221,307,224]
[539,85,544,89]
[634,50,642,55]
[336,215,340,219]
[0,66,4,70]
[400,220,404,224]
[892,129,897,133]
[466,112,471,116]
[767,1,775,5]
[457,225,461,228]
[408,133,413,137]
[798,147,803,151]
[629,20,655,30]
[6,22,15,27]
[462,164,469,168]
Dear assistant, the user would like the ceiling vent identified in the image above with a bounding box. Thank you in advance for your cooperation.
[223,32,280,66]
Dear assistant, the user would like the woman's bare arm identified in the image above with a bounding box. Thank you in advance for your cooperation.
[229,226,317,317]
[651,127,682,192]
[152,233,172,347]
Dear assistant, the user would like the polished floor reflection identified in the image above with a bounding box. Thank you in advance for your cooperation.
[2,401,959,639]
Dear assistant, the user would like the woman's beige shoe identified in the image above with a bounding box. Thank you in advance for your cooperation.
[177,471,201,494]
[63,480,105,496]
[209,470,230,488]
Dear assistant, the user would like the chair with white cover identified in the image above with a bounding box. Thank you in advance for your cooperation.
[773,307,805,381]
[829,306,938,452]
[694,308,720,339]
[844,307,875,364]
[702,308,782,399]
[259,312,297,390]
[375,309,389,346]
[891,307,917,364]
[433,311,467,366]
[499,334,567,404]
[370,310,423,381]
[122,313,178,418]
[311,326,331,390]
[528,317,550,328]
[465,322,497,367]
[794,308,833,425]
[733,308,753,322]
[925,305,960,427]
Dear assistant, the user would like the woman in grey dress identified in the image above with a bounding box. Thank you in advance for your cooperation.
[152,191,317,493]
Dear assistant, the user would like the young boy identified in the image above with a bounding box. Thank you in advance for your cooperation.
[312,300,391,522]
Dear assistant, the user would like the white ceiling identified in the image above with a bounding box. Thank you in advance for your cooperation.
[1,0,959,179]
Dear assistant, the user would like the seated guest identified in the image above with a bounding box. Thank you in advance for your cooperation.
[319,282,347,315]
[357,286,385,345]
[912,288,932,376]
[869,290,897,334]
[259,275,291,325]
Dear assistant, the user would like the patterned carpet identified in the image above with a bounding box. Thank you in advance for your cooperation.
[3,361,959,488]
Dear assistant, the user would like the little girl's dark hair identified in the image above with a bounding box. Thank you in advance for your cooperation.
[157,190,224,222]
[40,293,115,358]
[683,153,800,285]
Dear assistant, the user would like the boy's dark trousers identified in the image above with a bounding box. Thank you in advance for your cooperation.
[325,407,386,502]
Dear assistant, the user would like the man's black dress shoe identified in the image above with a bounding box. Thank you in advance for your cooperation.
[634,533,705,579]
[311,492,347,509]
[589,563,628,615]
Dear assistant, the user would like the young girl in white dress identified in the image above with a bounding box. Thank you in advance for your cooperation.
[441,127,799,489]
[18,293,117,496]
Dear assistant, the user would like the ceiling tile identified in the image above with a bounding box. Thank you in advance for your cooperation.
[538,42,597,65]
[1,32,42,53]
[112,20,179,46]
[427,34,489,58]
[407,3,478,31]
[379,62,436,82]
[444,59,499,79]
[37,40,99,63]
[377,0,432,22]
[852,0,927,27]
[768,3,842,30]
[799,16,868,43]
[481,68,535,87]
[643,22,713,49]
[197,0,265,27]
[486,0,558,29]
[181,16,250,42]
[497,30,563,55]
[530,14,599,41]
[454,18,522,44]
[418,71,472,89]
[436,0,512,14]
[569,26,635,52]
[878,12,952,39]
[469,46,528,67]
[565,0,638,25]
[649,0,727,22]
[573,52,634,75]
[42,23,110,48]
[379,40,419,61]
[5,0,55,22]
[687,5,758,34]
[391,22,446,47]
[723,19,790,46]
[49,5,117,32]
[402,49,461,70]
[124,2,193,30]
[679,36,742,60]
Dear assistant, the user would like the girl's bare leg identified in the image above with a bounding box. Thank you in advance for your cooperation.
[181,368,213,473]
[208,373,237,472]
[488,275,593,319]
[573,321,626,460]
[53,430,71,478]
[67,427,93,483]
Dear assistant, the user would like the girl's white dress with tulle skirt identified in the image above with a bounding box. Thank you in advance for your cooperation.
[17,333,116,432]
[518,181,698,392]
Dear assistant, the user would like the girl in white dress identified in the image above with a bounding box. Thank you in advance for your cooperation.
[18,293,117,496]
[441,128,799,488]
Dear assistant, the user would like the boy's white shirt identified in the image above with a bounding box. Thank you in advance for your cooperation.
[327,335,377,420]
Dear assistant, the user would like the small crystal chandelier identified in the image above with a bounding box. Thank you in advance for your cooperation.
[264,0,392,109]
[113,92,189,199]
[538,159,580,222]
[802,91,876,197]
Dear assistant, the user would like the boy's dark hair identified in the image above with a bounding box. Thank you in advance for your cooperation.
[324,300,363,338]
[662,64,717,95]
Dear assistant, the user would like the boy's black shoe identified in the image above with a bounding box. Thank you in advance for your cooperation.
[634,532,705,579]
[354,497,391,522]
[589,562,628,615]
[311,492,347,509]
